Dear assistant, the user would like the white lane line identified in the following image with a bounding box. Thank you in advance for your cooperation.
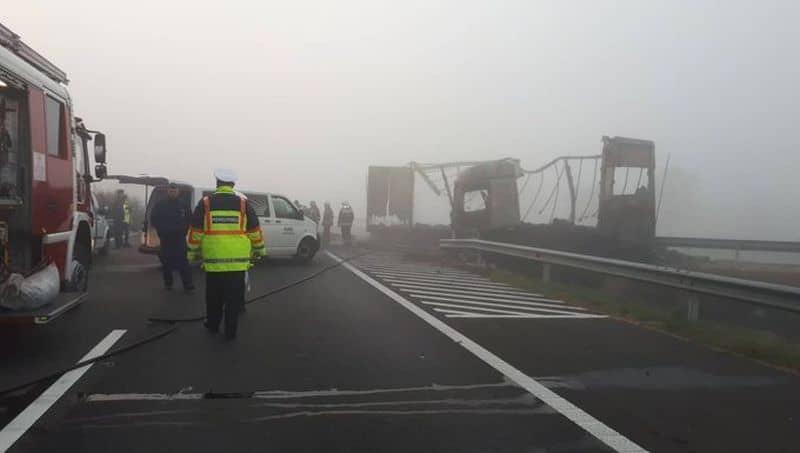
[326,251,644,453]
[402,288,573,308]
[411,292,583,312]
[361,265,492,277]
[0,329,127,452]
[412,294,585,313]
[431,308,485,317]
[375,274,518,291]
[367,271,502,286]
[423,301,549,316]
[389,281,545,298]
[446,313,605,319]
[417,298,599,317]
[357,265,486,279]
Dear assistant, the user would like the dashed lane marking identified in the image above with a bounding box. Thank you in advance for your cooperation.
[326,251,646,453]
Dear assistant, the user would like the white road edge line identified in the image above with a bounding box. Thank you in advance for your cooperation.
[326,251,646,453]
[0,329,127,453]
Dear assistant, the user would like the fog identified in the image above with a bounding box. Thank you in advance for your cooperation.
[5,1,799,239]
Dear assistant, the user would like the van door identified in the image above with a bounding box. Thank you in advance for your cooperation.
[269,195,303,254]
[240,192,273,254]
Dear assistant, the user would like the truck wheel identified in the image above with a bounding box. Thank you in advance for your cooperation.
[99,232,110,256]
[294,238,317,264]
[68,244,90,292]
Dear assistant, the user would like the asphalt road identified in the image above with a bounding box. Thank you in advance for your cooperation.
[1,245,799,452]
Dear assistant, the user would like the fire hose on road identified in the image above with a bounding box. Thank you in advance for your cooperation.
[0,251,371,398]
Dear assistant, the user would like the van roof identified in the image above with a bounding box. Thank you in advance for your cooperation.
[151,184,278,198]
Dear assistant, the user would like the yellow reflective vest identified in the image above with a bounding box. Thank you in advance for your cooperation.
[186,186,266,272]
[122,200,131,224]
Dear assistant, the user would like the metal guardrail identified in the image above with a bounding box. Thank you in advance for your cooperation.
[656,236,800,253]
[440,239,800,316]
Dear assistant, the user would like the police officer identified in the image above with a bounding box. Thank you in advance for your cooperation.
[321,202,334,247]
[308,201,321,224]
[337,201,354,244]
[151,183,194,291]
[122,195,131,247]
[187,169,266,340]
[111,189,126,249]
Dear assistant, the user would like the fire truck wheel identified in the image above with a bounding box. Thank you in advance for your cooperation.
[68,244,90,292]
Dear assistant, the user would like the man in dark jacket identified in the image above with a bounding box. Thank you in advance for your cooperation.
[151,183,194,290]
[308,201,321,223]
[321,202,334,247]
[111,190,126,249]
[337,201,355,244]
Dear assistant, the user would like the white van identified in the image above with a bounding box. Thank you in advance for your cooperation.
[142,183,319,262]
[90,193,112,256]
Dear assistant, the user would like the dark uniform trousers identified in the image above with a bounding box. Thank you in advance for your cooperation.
[160,232,193,289]
[205,271,246,336]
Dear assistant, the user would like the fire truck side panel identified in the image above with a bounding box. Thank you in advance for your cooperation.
[28,88,74,279]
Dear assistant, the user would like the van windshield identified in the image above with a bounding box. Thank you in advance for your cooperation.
[147,186,192,222]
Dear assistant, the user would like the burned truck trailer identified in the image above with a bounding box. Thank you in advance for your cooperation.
[452,137,657,259]
[365,136,657,259]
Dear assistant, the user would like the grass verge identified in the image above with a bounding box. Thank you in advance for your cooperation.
[490,268,800,373]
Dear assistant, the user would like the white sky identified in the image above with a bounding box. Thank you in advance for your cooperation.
[4,0,799,239]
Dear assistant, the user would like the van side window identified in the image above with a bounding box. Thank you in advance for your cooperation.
[272,196,298,219]
[244,193,270,217]
[45,96,64,157]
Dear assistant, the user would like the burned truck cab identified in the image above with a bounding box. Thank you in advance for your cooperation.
[452,159,522,237]
[597,136,656,244]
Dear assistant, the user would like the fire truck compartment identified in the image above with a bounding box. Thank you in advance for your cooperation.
[0,291,87,325]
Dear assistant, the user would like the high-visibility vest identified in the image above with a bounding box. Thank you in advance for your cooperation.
[122,201,131,224]
[187,186,265,272]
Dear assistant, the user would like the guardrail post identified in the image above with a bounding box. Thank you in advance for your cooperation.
[542,263,551,283]
[687,293,700,322]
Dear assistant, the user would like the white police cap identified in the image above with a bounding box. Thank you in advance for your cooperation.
[213,168,238,183]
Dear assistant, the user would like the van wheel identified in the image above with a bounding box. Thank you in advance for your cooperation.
[68,244,90,292]
[294,238,317,264]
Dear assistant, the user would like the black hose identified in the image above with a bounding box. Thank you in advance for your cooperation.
[1,251,371,397]
[0,324,179,398]
[147,251,371,323]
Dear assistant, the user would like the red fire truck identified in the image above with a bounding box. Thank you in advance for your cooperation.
[0,22,108,324]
